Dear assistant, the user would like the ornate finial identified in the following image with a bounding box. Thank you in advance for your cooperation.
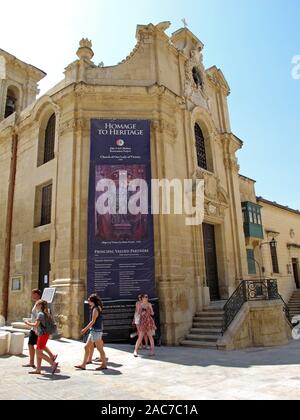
[79,38,93,49]
[182,18,188,28]
[77,38,94,60]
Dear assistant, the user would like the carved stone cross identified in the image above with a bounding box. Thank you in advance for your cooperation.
[182,18,188,28]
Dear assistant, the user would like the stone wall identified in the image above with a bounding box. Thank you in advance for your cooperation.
[219,300,291,350]
[258,199,300,302]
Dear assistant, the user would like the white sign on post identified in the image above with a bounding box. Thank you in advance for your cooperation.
[42,288,56,304]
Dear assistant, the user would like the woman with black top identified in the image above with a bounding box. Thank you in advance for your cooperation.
[75,294,107,371]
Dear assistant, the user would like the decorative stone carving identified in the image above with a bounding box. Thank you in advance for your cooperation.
[208,203,217,215]
[79,38,92,49]
[77,38,94,61]
[224,156,240,173]
[156,21,171,32]
[59,118,88,135]
[184,45,209,109]
[193,168,229,219]
[147,84,166,97]
[176,96,186,109]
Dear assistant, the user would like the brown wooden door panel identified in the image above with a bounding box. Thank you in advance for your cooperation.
[203,224,220,301]
[292,259,300,289]
[39,241,50,292]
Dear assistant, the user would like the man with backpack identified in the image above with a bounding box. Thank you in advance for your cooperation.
[25,300,59,375]
[23,289,57,369]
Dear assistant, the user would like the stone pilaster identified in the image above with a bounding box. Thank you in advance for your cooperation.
[0,79,7,121]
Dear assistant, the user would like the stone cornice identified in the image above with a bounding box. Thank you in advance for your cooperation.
[287,243,300,250]
[257,197,300,217]
[220,132,243,153]
[0,48,46,81]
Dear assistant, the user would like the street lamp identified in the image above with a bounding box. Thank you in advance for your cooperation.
[261,237,277,247]
[260,237,278,277]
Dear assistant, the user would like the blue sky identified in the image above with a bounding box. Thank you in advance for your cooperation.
[1,0,299,209]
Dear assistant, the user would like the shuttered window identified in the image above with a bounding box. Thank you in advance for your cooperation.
[41,184,52,226]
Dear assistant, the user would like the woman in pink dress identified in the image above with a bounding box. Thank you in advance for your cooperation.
[134,295,156,357]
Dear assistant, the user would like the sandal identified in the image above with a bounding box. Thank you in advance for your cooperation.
[23,364,36,368]
[96,366,108,371]
[52,362,59,375]
[75,365,86,371]
[29,371,42,375]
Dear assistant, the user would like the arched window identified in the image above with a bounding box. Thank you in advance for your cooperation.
[192,67,203,89]
[195,123,208,170]
[5,87,18,118]
[43,114,56,164]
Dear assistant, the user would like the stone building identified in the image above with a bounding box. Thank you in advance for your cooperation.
[239,176,300,302]
[0,22,299,346]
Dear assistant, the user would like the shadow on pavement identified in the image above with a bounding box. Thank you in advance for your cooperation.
[94,368,122,376]
[0,354,27,360]
[104,340,300,369]
[37,374,71,381]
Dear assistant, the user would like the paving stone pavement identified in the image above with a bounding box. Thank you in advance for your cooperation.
[1,338,300,400]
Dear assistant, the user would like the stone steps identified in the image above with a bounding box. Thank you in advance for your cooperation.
[288,291,300,321]
[193,316,223,322]
[186,334,219,342]
[181,305,224,349]
[190,328,221,335]
[181,340,218,349]
[196,312,224,317]
[193,323,223,330]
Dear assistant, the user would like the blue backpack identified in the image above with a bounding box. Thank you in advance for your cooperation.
[42,314,57,335]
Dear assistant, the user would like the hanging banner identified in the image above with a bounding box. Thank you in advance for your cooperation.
[87,119,158,342]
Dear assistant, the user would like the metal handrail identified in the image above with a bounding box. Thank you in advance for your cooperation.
[223,282,246,334]
[277,294,292,327]
[222,279,290,335]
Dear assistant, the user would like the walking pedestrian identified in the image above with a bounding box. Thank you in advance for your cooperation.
[131,294,149,349]
[131,294,142,339]
[75,294,107,371]
[25,300,59,375]
[23,289,57,369]
[134,294,156,357]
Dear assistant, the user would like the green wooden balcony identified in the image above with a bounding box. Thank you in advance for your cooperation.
[242,202,264,239]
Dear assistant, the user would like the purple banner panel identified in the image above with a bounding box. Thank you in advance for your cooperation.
[87,119,158,341]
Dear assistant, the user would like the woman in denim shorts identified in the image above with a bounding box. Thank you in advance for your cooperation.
[75,294,107,371]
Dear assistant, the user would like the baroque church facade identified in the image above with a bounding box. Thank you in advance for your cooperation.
[0,22,299,346]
